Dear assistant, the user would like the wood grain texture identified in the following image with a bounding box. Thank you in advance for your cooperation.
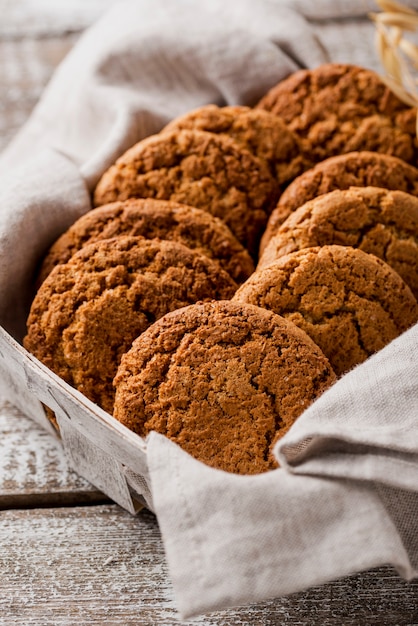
[0,0,118,154]
[0,3,417,624]
[0,36,77,153]
[0,504,417,626]
[0,401,106,507]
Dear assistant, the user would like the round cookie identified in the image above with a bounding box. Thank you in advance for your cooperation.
[234,245,418,376]
[93,129,279,257]
[260,151,418,252]
[162,104,313,185]
[24,236,237,414]
[256,63,417,164]
[113,300,336,475]
[259,186,418,300]
[38,198,254,286]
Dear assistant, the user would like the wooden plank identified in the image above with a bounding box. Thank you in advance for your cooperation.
[0,6,113,509]
[0,327,149,513]
[0,504,417,625]
[0,0,119,154]
[0,6,416,624]
[0,400,107,507]
[0,36,78,153]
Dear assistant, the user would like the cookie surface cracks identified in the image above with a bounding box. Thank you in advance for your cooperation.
[113,300,336,474]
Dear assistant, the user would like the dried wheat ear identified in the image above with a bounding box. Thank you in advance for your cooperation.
[371,0,418,138]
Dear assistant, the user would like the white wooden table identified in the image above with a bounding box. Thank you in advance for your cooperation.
[1,2,417,624]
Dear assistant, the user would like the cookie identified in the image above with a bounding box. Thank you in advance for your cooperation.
[113,300,336,475]
[260,151,418,252]
[38,198,254,286]
[93,129,279,257]
[234,245,418,376]
[259,187,418,300]
[256,63,417,164]
[24,236,237,414]
[162,104,313,185]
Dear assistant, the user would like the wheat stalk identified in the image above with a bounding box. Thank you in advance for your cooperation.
[370,0,418,136]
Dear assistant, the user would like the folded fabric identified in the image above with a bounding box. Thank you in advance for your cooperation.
[0,0,328,189]
[147,326,418,617]
[0,149,90,340]
[0,0,417,618]
[276,324,418,492]
[147,432,414,618]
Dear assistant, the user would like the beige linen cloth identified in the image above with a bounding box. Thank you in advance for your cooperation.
[0,0,417,618]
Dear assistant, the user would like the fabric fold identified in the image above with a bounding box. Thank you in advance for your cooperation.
[0,0,328,189]
[0,0,417,618]
[275,324,418,493]
[147,432,414,619]
[0,148,90,341]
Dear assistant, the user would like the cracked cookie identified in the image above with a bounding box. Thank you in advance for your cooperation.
[259,186,418,300]
[113,300,336,475]
[93,129,279,257]
[256,63,417,164]
[234,245,418,376]
[38,198,254,286]
[162,104,313,186]
[260,151,418,252]
[24,236,237,414]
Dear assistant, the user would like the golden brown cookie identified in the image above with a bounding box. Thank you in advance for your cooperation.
[38,198,254,286]
[162,104,313,185]
[259,187,418,300]
[113,300,336,475]
[24,236,237,414]
[260,151,418,252]
[234,245,418,376]
[93,129,279,257]
[256,63,417,164]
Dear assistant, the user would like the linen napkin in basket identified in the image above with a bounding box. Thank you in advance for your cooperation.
[0,0,417,618]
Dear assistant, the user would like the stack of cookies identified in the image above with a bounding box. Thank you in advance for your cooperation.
[24,63,418,475]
